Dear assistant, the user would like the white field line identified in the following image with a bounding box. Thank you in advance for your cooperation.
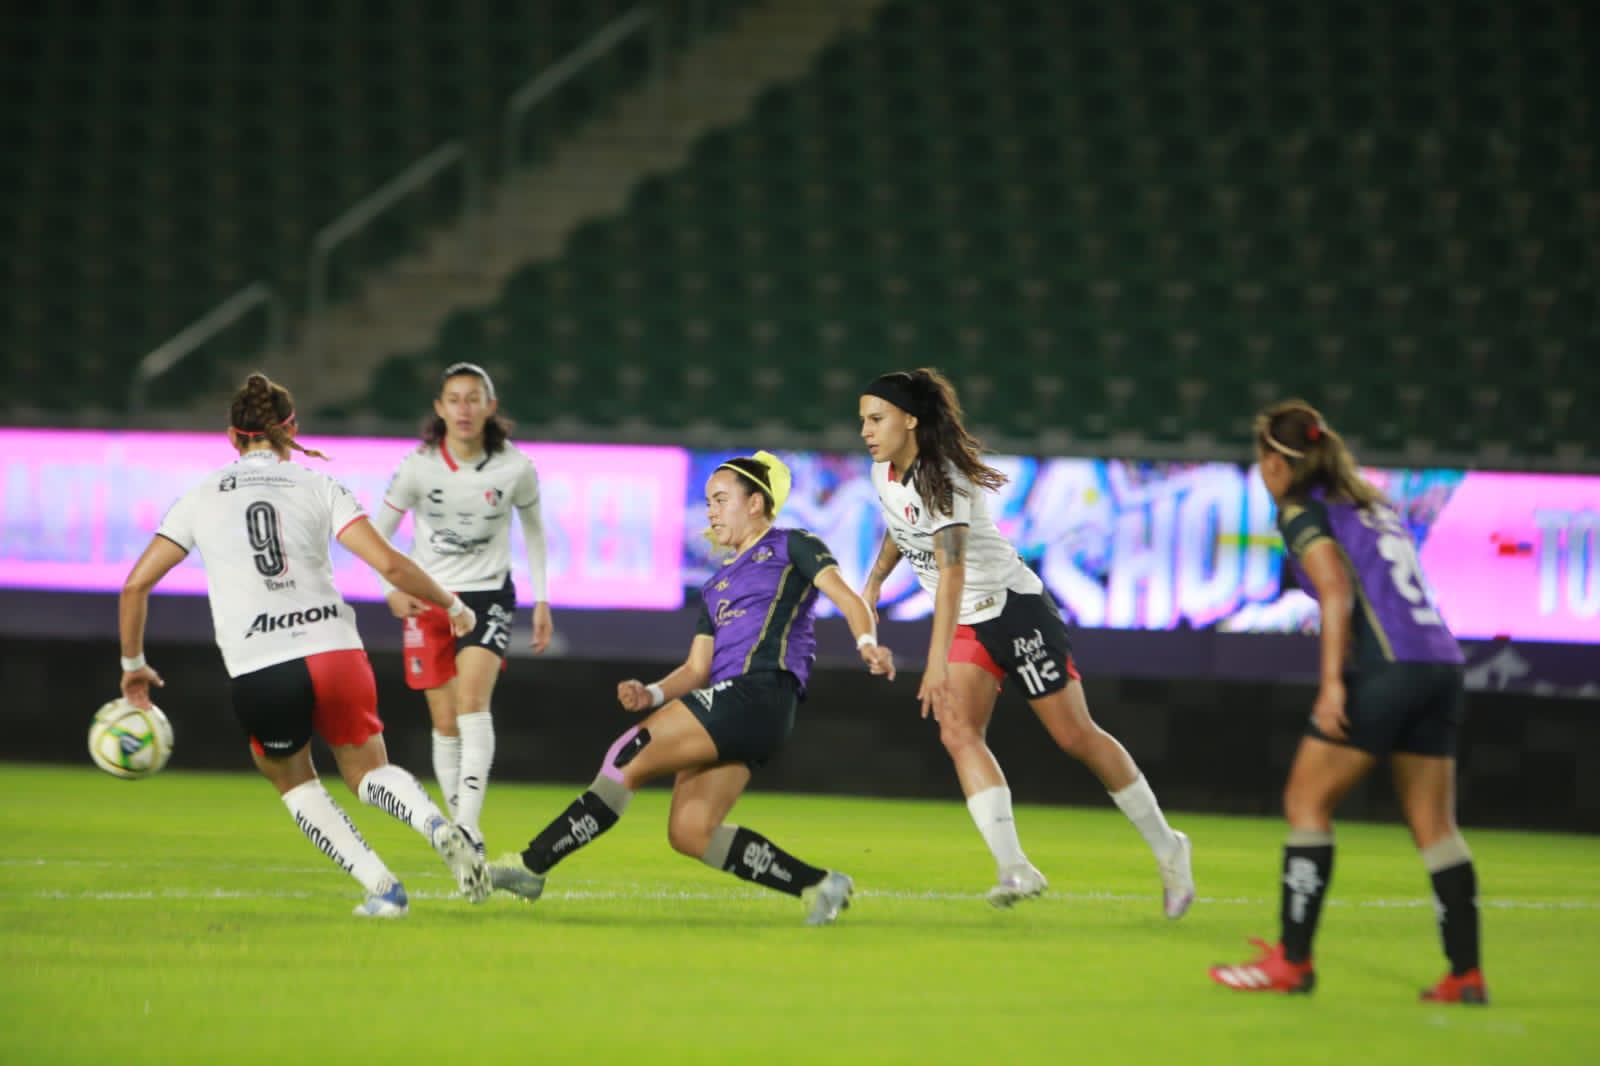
[2,878,1596,911]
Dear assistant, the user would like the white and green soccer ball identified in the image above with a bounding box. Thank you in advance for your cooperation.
[88,698,174,780]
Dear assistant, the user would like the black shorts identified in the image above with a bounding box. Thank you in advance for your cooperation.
[1306,661,1466,758]
[682,671,798,769]
[231,649,383,758]
[960,591,1080,699]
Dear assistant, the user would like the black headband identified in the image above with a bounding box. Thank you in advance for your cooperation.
[863,374,922,418]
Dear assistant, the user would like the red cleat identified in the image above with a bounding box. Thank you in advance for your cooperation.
[1421,969,1488,1005]
[1209,938,1316,994]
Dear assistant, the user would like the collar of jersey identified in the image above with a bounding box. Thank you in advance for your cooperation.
[440,439,491,472]
[720,524,778,567]
[240,450,278,464]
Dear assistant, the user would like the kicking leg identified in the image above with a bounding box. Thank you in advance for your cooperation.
[331,733,489,903]
[493,701,720,901]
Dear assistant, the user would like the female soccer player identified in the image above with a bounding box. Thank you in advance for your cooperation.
[118,373,490,917]
[489,451,896,924]
[1209,401,1485,1003]
[373,362,552,852]
[857,369,1194,913]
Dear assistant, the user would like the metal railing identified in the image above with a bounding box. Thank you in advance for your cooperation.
[304,140,483,361]
[502,6,666,175]
[130,282,284,413]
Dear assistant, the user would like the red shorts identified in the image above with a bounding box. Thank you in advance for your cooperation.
[949,624,1081,692]
[233,649,383,757]
[402,600,512,691]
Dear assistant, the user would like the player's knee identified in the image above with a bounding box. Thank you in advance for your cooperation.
[1282,783,1332,830]
[600,726,652,788]
[667,815,712,859]
[939,719,982,757]
[1048,720,1099,760]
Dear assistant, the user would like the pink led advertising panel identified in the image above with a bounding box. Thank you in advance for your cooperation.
[0,429,689,610]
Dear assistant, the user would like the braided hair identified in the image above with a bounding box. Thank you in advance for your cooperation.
[1255,398,1383,508]
[229,373,329,460]
[882,368,1007,517]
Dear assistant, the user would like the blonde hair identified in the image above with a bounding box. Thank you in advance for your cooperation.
[229,373,329,461]
[1254,399,1382,507]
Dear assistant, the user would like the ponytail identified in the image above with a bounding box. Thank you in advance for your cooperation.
[229,373,329,461]
[1254,399,1382,508]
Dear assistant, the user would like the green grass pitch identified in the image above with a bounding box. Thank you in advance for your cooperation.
[2,763,1596,1065]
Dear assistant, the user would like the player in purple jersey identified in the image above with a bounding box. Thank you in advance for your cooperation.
[488,451,896,924]
[1211,401,1486,1004]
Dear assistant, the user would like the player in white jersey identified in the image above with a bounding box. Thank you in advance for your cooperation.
[858,369,1194,915]
[373,362,552,852]
[117,373,490,917]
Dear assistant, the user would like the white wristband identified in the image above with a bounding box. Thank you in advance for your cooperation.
[856,633,878,649]
[645,683,665,708]
[120,654,146,672]
[447,596,468,619]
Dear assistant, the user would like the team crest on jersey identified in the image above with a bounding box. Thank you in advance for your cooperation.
[753,546,774,563]
[904,501,921,524]
[484,488,503,506]
[218,475,237,492]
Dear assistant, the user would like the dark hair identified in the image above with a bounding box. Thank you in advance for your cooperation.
[229,373,328,461]
[717,457,776,518]
[1254,399,1384,508]
[886,367,1007,516]
[420,365,513,455]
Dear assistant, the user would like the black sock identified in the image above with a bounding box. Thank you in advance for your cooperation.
[1280,842,1334,963]
[521,791,622,874]
[720,827,827,897]
[1431,861,1481,975]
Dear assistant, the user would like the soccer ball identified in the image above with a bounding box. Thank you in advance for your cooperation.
[88,698,174,780]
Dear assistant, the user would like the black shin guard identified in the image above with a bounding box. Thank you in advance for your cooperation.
[1280,837,1334,964]
[1431,861,1481,975]
[521,790,623,874]
[720,827,826,898]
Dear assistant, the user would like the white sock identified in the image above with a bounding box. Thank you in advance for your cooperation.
[1110,774,1180,859]
[359,764,447,839]
[282,779,392,893]
[455,710,495,834]
[431,730,462,819]
[966,785,1028,870]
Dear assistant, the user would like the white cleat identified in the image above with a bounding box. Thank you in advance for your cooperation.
[353,877,409,919]
[986,863,1048,908]
[428,816,491,903]
[801,871,854,926]
[459,824,486,858]
[488,855,546,903]
[1159,831,1196,920]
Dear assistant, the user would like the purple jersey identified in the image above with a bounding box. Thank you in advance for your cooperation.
[696,527,839,693]
[1280,491,1463,666]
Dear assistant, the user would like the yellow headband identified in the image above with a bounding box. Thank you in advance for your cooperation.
[716,450,792,517]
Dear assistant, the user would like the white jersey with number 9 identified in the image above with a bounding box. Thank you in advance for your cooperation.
[155,450,366,678]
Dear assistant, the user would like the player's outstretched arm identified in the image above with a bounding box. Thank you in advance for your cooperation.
[338,517,476,636]
[815,568,896,681]
[618,635,715,712]
[118,535,188,707]
[859,531,903,625]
